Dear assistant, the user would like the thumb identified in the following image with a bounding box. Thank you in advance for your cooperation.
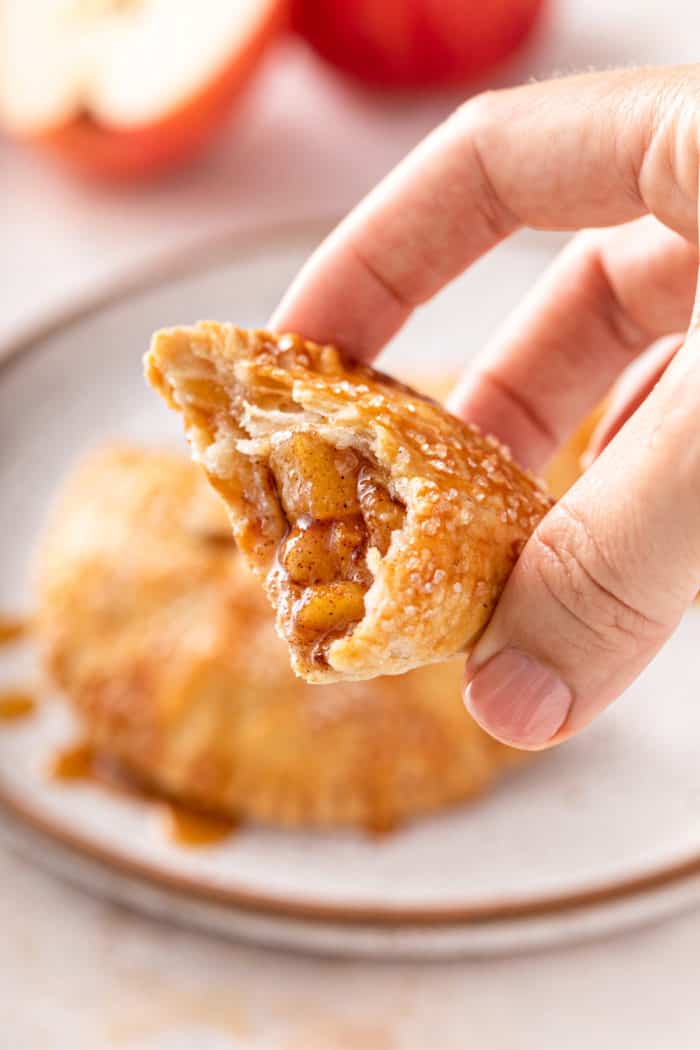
[464,326,700,749]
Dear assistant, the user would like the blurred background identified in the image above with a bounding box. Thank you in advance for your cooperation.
[3,1,700,1048]
[2,0,696,344]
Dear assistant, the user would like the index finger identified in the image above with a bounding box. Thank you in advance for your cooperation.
[271,66,700,360]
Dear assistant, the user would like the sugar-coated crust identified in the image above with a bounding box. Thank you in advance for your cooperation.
[146,323,551,682]
[34,446,523,829]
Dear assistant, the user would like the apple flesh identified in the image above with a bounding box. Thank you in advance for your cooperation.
[292,0,546,88]
[0,0,286,180]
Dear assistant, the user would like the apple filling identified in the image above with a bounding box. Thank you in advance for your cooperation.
[159,370,406,671]
[267,433,405,669]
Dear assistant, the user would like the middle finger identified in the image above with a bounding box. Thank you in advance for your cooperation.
[447,218,698,469]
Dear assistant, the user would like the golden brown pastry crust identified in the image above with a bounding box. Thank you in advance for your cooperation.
[145,324,551,683]
[35,446,523,830]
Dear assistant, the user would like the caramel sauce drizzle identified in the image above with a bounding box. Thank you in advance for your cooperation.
[160,803,237,848]
[0,615,30,646]
[0,615,37,722]
[47,742,99,782]
[0,690,36,722]
[48,741,237,847]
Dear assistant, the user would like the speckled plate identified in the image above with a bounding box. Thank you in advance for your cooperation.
[3,220,700,959]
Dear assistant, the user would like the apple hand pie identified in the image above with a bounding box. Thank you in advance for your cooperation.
[35,445,523,830]
[145,324,551,683]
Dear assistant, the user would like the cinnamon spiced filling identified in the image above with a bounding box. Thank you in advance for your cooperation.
[168,374,406,667]
[268,433,405,667]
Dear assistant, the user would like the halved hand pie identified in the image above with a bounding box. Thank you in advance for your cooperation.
[145,324,551,683]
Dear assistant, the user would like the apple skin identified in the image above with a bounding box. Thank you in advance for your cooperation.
[292,0,546,89]
[25,1,287,182]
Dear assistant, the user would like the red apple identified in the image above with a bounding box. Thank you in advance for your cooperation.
[0,0,287,181]
[291,0,546,89]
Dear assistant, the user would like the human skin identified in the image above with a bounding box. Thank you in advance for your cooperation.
[270,66,700,750]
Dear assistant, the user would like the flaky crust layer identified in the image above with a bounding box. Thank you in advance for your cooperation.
[34,446,523,830]
[146,324,551,682]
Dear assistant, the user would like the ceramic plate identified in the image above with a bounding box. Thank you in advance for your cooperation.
[3,220,700,959]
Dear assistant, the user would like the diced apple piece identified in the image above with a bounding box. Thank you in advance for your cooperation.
[270,434,361,521]
[282,522,337,586]
[294,581,366,633]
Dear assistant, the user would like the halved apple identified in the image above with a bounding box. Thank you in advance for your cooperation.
[0,0,287,180]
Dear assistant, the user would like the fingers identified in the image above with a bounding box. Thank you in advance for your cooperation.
[447,219,698,469]
[464,325,700,749]
[584,335,683,463]
[272,67,700,359]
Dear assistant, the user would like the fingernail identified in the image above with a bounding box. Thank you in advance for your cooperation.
[464,648,572,748]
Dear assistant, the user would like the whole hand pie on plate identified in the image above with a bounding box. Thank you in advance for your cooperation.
[35,445,523,830]
[145,324,551,683]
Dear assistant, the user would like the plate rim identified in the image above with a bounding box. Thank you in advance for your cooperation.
[6,781,700,929]
[2,215,699,933]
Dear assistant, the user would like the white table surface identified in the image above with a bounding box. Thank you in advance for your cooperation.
[3,2,700,1046]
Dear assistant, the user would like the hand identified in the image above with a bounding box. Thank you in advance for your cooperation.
[271,66,700,750]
